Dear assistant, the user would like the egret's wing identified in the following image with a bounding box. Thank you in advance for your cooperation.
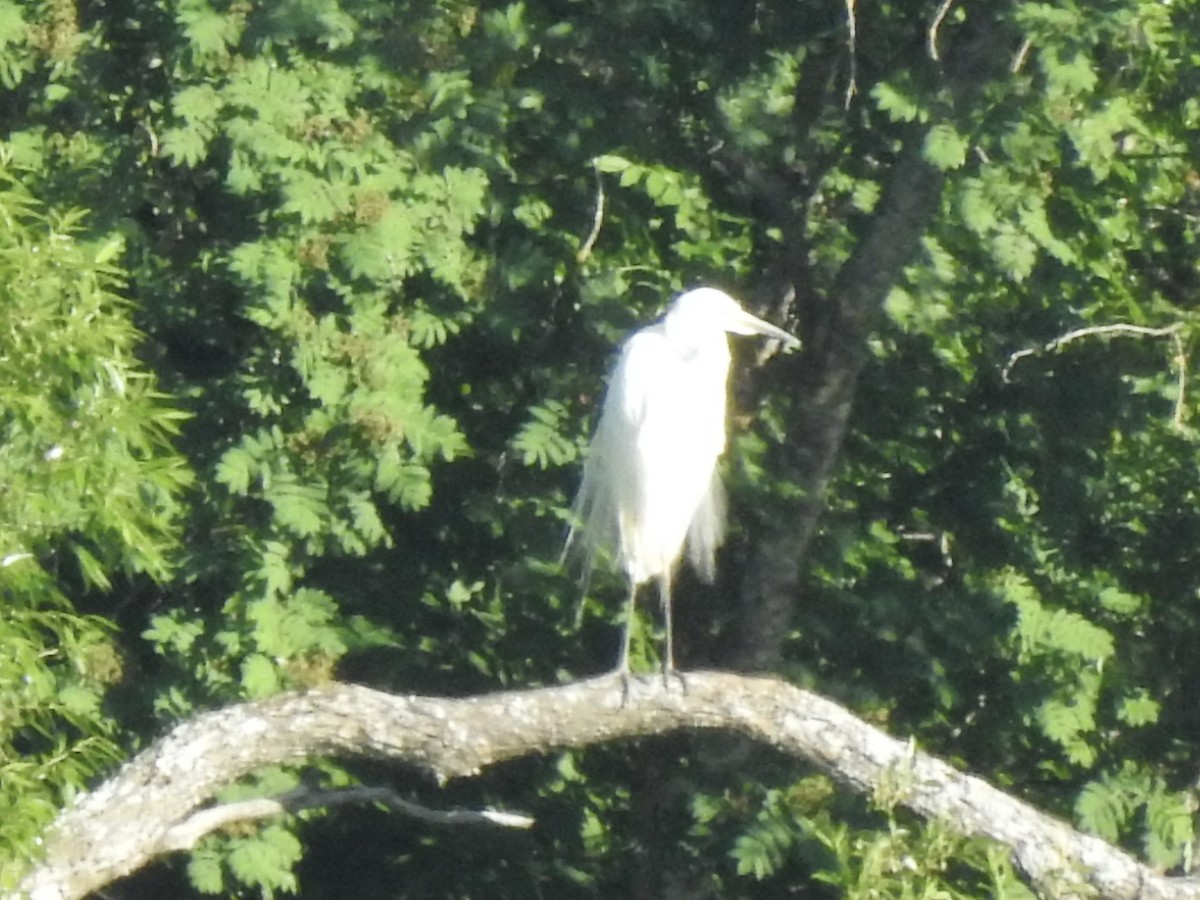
[612,330,661,426]
[562,434,618,583]
[686,469,726,583]
[562,329,661,583]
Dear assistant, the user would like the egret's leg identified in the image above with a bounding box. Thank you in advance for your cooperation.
[616,580,638,675]
[658,574,686,691]
[659,574,675,672]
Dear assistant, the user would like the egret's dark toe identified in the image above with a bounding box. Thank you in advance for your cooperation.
[662,665,687,694]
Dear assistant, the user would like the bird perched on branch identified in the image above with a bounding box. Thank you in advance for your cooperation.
[566,286,799,679]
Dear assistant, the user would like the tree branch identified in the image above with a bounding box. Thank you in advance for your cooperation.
[575,161,606,264]
[160,786,533,853]
[729,13,1022,673]
[1003,321,1190,425]
[843,0,858,108]
[928,0,956,61]
[730,134,946,672]
[16,673,1200,900]
[1002,322,1185,381]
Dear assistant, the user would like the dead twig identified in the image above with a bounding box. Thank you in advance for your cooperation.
[1004,323,1190,425]
[927,0,955,62]
[1004,322,1185,382]
[576,163,606,264]
[1011,36,1034,74]
[1173,330,1190,428]
[163,786,533,851]
[843,0,858,109]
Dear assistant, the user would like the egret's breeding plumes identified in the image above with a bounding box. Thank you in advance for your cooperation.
[566,286,799,678]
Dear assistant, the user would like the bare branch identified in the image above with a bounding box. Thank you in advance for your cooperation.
[1173,331,1190,427]
[928,0,956,61]
[1003,322,1185,382]
[17,673,1200,900]
[162,786,533,852]
[843,0,858,108]
[1011,36,1034,73]
[733,134,946,673]
[576,162,606,264]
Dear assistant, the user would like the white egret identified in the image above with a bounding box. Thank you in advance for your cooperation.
[566,286,799,678]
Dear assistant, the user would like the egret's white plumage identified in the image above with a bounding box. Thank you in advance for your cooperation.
[566,286,799,676]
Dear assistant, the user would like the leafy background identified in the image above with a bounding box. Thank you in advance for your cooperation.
[3,0,1200,896]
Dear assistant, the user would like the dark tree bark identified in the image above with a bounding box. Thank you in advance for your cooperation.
[727,9,1022,671]
[730,136,946,672]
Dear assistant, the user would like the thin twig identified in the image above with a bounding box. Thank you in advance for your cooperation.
[162,786,533,851]
[1147,204,1200,226]
[843,0,858,109]
[1172,331,1189,427]
[927,0,955,61]
[1003,322,1186,383]
[576,163,606,264]
[1011,36,1034,74]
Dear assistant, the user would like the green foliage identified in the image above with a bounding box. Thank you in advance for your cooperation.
[872,78,930,125]
[717,50,801,150]
[1075,766,1196,871]
[6,0,1200,897]
[0,176,191,582]
[187,768,312,895]
[923,124,968,172]
[189,824,303,897]
[0,167,190,888]
[1,0,492,886]
[592,153,754,270]
[512,401,578,469]
[708,776,1019,898]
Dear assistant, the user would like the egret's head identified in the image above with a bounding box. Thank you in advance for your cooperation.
[665,287,800,349]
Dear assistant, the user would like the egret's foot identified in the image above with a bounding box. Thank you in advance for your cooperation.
[611,662,635,707]
[662,664,688,694]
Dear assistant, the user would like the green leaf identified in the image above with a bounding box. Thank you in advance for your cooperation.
[161,125,211,168]
[266,476,329,538]
[850,180,881,214]
[227,824,302,893]
[73,544,112,592]
[187,847,225,894]
[1145,788,1193,870]
[594,154,631,173]
[172,83,222,123]
[143,611,205,655]
[1075,781,1125,842]
[247,589,347,659]
[1117,692,1159,727]
[871,80,926,123]
[1045,50,1098,97]
[958,178,998,234]
[241,653,280,698]
[177,0,242,59]
[215,446,255,496]
[732,833,782,880]
[512,401,577,469]
[923,124,968,171]
[58,683,101,717]
[1097,586,1142,616]
[991,222,1038,281]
